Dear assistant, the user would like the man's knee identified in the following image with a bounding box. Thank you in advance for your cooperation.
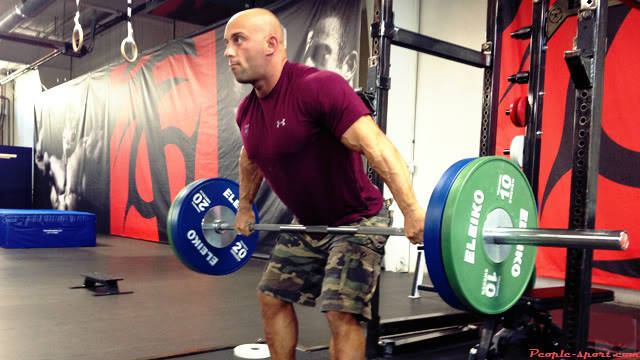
[258,290,281,305]
[258,291,290,315]
[325,311,360,330]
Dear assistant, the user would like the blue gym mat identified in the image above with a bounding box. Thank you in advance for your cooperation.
[0,209,96,248]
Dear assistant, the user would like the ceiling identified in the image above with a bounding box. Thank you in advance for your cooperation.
[0,0,281,77]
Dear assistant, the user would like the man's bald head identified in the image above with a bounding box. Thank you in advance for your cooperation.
[227,8,285,51]
[224,8,288,96]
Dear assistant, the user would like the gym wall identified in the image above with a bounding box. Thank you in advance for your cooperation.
[379,0,488,272]
[14,70,40,148]
[378,0,422,272]
[0,81,14,145]
[33,0,362,256]
[496,1,640,289]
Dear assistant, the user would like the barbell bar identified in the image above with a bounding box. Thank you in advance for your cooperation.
[484,227,629,250]
[167,156,630,314]
[203,222,405,236]
[203,222,628,251]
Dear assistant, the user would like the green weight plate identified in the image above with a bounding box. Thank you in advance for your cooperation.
[526,265,536,293]
[441,156,538,314]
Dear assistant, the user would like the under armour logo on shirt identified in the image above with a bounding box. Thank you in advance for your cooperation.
[277,118,286,128]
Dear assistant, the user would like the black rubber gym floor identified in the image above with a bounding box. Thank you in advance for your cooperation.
[0,235,638,359]
[143,342,476,360]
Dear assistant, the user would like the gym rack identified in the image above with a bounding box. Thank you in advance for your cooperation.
[363,0,618,358]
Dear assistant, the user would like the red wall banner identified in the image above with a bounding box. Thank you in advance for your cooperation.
[496,1,640,289]
[109,33,218,242]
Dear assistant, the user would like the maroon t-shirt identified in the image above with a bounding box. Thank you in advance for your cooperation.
[236,62,382,226]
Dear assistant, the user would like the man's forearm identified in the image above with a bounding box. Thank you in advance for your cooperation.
[238,147,264,210]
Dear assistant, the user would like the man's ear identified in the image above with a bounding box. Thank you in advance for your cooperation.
[265,35,279,55]
[340,50,359,83]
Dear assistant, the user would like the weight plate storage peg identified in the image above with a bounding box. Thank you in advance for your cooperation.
[167,178,260,275]
[440,156,538,314]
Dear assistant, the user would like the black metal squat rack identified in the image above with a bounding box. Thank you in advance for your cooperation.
[363,0,615,358]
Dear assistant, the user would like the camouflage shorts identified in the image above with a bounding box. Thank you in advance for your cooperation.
[257,204,393,320]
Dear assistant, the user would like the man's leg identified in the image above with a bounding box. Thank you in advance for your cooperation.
[326,311,365,360]
[320,209,391,360]
[258,291,298,360]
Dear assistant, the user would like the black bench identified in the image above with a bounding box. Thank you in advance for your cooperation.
[70,272,133,296]
[518,286,613,311]
[469,286,614,359]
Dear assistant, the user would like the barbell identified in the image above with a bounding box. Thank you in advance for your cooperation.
[167,156,628,315]
[203,216,626,249]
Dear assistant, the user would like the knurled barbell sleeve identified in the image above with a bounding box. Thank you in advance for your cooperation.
[483,228,629,251]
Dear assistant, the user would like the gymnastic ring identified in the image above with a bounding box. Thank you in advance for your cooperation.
[72,22,84,52]
[120,36,138,63]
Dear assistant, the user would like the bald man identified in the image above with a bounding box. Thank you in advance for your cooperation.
[224,9,425,360]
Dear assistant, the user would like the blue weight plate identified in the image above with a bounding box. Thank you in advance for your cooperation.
[167,179,205,272]
[167,177,259,275]
[424,158,475,311]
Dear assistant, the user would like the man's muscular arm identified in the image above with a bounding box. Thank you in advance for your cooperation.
[234,146,264,236]
[341,115,425,244]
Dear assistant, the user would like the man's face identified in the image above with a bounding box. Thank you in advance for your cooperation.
[303,16,342,73]
[223,17,266,84]
[62,126,77,154]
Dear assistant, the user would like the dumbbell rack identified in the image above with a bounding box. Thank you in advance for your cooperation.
[365,0,615,358]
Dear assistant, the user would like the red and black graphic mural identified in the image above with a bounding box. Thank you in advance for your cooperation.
[109,33,218,242]
[495,1,640,289]
[34,0,362,254]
